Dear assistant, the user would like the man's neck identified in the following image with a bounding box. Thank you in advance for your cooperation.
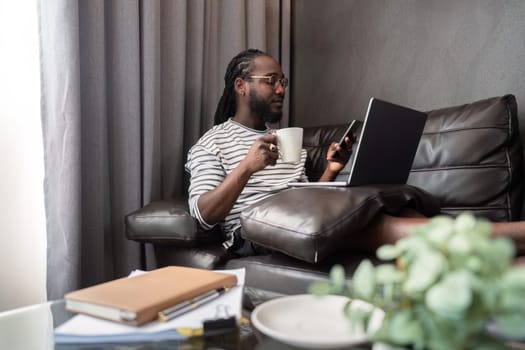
[232,112,266,131]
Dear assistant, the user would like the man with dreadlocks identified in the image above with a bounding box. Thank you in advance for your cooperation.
[185,49,354,256]
[186,48,525,257]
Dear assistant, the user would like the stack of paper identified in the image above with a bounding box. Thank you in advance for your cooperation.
[54,268,245,344]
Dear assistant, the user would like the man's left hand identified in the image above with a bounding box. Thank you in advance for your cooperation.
[326,136,354,173]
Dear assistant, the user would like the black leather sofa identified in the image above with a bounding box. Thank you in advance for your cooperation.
[125,95,523,305]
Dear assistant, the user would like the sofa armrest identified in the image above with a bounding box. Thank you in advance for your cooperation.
[125,198,221,246]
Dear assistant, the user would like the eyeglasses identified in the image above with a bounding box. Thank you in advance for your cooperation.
[248,75,289,89]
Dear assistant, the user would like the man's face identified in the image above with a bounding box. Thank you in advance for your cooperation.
[247,56,286,123]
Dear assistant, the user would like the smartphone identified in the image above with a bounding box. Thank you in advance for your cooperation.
[332,119,362,157]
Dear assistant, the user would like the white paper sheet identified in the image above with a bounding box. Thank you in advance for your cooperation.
[54,268,245,343]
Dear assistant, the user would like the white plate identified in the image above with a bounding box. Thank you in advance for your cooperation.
[251,294,384,349]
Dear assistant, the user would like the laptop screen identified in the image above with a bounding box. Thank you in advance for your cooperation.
[346,97,427,186]
[288,97,427,187]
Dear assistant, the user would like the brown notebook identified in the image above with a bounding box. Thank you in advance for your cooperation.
[64,266,237,326]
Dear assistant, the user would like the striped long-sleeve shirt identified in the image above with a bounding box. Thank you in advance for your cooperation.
[185,119,308,247]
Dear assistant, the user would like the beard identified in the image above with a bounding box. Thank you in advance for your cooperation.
[249,90,283,124]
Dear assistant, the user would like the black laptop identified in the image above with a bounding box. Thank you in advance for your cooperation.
[289,97,427,187]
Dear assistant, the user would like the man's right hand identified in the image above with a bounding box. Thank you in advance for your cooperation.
[241,133,279,173]
[196,133,279,225]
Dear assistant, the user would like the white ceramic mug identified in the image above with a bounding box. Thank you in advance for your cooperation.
[276,127,303,163]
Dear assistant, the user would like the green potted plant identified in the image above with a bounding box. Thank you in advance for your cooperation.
[309,213,525,349]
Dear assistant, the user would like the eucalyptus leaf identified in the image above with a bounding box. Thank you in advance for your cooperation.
[385,309,423,345]
[377,244,402,261]
[492,313,525,339]
[499,288,525,312]
[397,234,428,253]
[472,220,493,238]
[465,255,483,272]
[425,271,472,320]
[308,280,334,296]
[376,264,404,284]
[501,266,525,289]
[344,299,374,334]
[403,249,446,295]
[447,232,473,255]
[427,215,455,228]
[454,212,477,234]
[352,259,376,300]
[420,221,454,248]
[427,227,454,248]
[481,238,515,274]
[491,237,515,258]
[329,264,346,292]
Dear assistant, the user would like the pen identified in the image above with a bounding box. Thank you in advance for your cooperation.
[158,288,227,322]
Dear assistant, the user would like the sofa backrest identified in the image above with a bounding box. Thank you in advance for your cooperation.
[409,95,523,222]
[302,95,524,222]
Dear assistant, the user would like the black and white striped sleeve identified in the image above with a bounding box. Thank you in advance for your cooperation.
[185,144,225,230]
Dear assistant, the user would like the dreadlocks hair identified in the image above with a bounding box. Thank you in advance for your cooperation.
[213,48,268,125]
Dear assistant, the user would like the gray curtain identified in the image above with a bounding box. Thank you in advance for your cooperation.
[38,0,291,301]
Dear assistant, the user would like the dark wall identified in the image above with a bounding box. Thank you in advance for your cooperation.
[291,0,525,133]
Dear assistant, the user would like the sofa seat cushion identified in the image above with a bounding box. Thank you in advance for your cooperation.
[408,95,523,221]
[240,185,440,263]
[225,252,379,297]
[154,244,230,270]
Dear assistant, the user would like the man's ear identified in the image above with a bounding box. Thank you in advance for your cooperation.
[234,77,246,97]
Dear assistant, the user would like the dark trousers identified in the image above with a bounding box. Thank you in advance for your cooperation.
[230,228,272,257]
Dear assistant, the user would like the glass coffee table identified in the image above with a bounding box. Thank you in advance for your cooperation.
[2,299,347,350]
[0,299,263,350]
[6,299,520,350]
[0,300,378,350]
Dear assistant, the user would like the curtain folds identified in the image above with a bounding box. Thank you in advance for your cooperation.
[39,0,291,300]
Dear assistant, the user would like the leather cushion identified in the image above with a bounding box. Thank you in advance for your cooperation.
[408,95,523,222]
[125,199,221,246]
[240,185,440,263]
